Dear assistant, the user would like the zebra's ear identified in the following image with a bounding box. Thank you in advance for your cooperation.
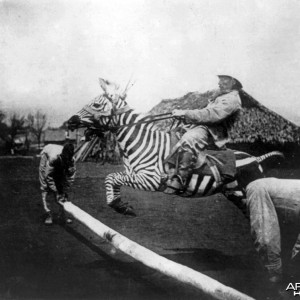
[99,78,108,92]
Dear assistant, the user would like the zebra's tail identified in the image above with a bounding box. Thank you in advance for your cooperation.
[256,151,285,163]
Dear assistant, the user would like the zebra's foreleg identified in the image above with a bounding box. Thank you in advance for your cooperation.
[105,173,122,205]
[105,171,160,216]
[105,172,137,216]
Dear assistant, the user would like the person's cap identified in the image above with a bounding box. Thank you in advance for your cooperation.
[217,75,243,89]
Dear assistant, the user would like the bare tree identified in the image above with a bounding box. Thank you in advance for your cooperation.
[28,110,47,149]
[9,113,25,140]
[6,114,25,154]
[0,110,8,141]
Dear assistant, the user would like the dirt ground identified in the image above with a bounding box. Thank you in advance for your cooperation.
[0,157,300,300]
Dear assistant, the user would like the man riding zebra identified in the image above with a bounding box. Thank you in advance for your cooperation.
[164,75,243,194]
[68,77,283,216]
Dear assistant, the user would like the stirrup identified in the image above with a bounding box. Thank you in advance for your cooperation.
[164,186,179,195]
[164,175,184,194]
[167,175,184,189]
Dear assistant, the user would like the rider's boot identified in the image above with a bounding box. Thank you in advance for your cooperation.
[164,148,197,194]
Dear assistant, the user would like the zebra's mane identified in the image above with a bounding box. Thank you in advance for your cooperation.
[117,109,165,133]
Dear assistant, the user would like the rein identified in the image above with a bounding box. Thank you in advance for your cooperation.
[79,103,175,132]
[111,112,173,131]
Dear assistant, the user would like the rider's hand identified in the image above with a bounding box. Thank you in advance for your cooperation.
[172,109,186,119]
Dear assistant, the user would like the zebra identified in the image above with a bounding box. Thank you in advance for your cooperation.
[68,78,283,216]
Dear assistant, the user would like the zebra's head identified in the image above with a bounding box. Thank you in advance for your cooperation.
[68,78,128,130]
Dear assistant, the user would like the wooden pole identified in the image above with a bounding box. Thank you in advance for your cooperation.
[74,140,86,155]
[62,202,254,300]
[79,139,94,162]
[81,137,99,162]
[74,141,89,162]
[74,136,85,154]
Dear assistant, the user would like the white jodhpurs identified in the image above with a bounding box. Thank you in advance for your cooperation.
[245,178,300,277]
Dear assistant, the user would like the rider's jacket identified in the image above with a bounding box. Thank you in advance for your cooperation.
[182,90,242,148]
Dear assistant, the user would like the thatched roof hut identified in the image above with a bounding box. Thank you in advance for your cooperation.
[149,90,300,145]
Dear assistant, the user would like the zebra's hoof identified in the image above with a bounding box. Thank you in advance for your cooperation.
[122,206,137,217]
[109,201,137,217]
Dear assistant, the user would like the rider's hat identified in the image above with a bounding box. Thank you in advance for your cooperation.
[217,75,243,90]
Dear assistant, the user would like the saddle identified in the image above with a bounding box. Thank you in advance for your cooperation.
[194,149,237,184]
[162,131,237,194]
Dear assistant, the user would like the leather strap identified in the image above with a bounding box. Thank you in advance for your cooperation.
[82,104,132,118]
[206,157,223,187]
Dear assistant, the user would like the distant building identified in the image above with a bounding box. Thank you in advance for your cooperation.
[43,129,76,145]
[43,128,85,146]
[11,133,30,155]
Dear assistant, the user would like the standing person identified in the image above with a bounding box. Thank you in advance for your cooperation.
[165,75,243,193]
[231,177,300,284]
[39,143,76,225]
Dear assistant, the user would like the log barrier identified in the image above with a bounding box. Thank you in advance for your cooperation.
[62,201,254,300]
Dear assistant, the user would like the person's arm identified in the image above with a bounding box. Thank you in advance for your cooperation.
[65,159,76,186]
[57,160,76,202]
[172,93,241,124]
[183,96,241,124]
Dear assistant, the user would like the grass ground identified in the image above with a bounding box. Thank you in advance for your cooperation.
[0,157,299,299]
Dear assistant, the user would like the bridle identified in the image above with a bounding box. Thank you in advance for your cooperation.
[80,100,174,132]
[113,112,173,131]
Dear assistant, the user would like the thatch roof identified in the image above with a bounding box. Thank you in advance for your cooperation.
[149,90,300,145]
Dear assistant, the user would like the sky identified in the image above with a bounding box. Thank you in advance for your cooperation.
[1,0,300,127]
